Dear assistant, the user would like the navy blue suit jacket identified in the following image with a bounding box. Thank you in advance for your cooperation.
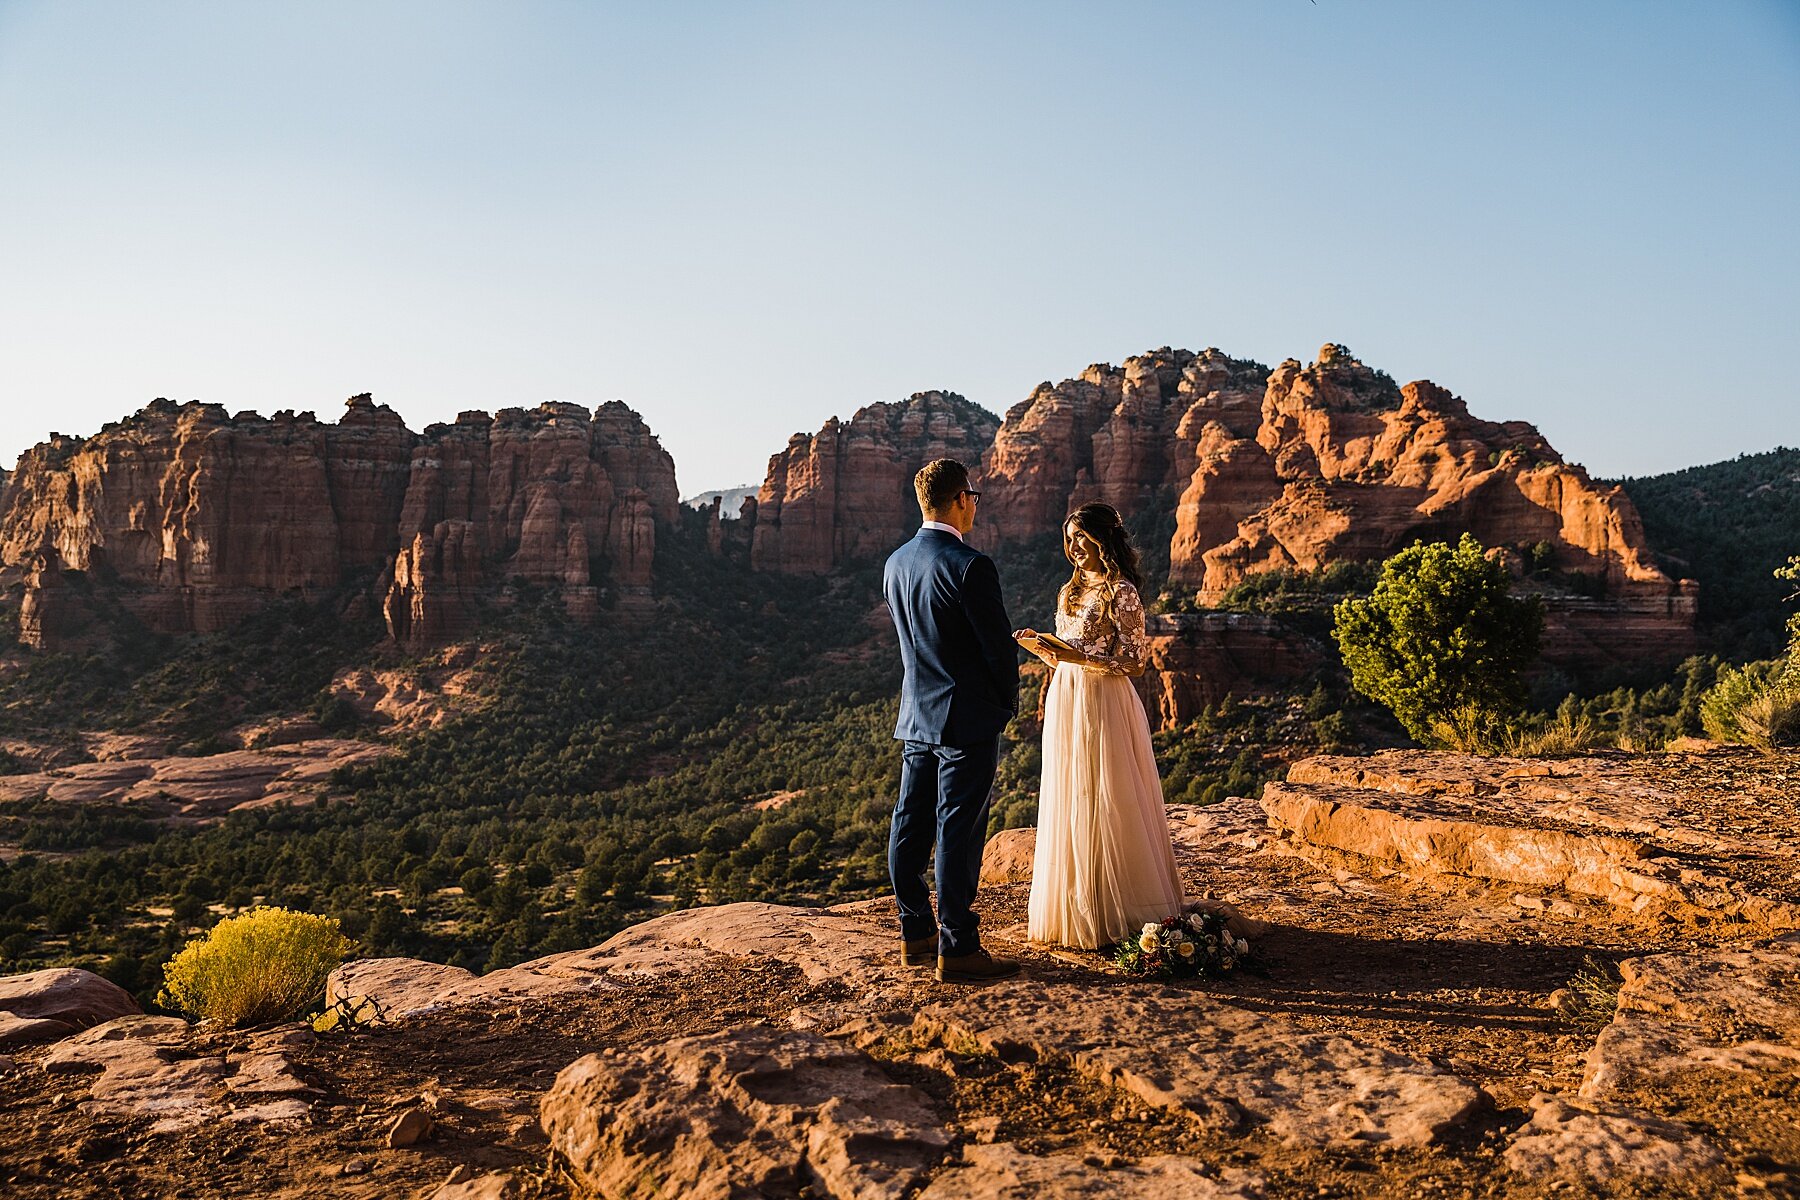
[883,529,1020,746]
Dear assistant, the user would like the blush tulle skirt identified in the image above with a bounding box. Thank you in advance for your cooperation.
[1026,662,1187,949]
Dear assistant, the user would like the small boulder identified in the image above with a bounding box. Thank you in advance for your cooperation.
[0,968,140,1030]
[980,827,1037,885]
[387,1106,433,1148]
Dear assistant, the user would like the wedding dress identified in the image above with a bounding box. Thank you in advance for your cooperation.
[1027,579,1187,949]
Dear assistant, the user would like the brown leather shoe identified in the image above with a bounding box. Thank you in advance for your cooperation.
[935,949,1021,983]
[901,935,939,967]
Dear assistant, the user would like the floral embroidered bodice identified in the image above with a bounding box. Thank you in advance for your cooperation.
[1054,579,1147,674]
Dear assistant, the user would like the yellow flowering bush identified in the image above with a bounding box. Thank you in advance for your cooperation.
[158,907,352,1026]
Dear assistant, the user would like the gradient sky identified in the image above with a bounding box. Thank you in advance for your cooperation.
[1,2,1795,494]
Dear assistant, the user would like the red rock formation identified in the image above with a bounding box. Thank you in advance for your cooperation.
[0,401,355,634]
[750,392,999,573]
[16,548,98,650]
[1136,612,1323,731]
[386,401,676,641]
[326,395,417,571]
[979,348,1272,546]
[1182,349,1683,608]
[974,343,1694,667]
[384,521,483,649]
[0,395,678,649]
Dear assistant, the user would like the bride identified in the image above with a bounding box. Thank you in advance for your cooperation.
[1013,503,1186,949]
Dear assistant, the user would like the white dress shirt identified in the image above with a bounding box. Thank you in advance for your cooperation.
[920,520,964,541]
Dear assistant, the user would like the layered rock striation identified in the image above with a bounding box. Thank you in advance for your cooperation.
[981,345,1689,615]
[754,343,1693,666]
[0,396,678,649]
[749,391,1000,574]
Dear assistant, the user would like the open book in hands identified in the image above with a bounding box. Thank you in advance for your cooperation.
[1032,632,1079,657]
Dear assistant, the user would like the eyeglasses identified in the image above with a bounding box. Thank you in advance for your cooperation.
[961,489,982,502]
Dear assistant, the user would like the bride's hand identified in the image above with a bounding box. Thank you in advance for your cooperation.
[1012,629,1060,667]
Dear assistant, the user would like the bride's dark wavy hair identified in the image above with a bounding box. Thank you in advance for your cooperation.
[1059,503,1143,617]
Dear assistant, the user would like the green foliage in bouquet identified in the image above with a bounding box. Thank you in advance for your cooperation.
[1112,910,1250,979]
[1332,534,1543,749]
[157,906,351,1026]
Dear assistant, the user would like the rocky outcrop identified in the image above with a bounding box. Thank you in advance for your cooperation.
[750,392,1000,573]
[42,1016,317,1133]
[0,403,356,635]
[914,981,1486,1149]
[1500,933,1798,1184]
[983,348,1269,545]
[1502,1094,1723,1182]
[384,521,484,649]
[381,400,674,643]
[0,969,139,1043]
[0,395,678,649]
[1183,349,1685,605]
[1581,933,1800,1104]
[1263,751,1800,928]
[542,1026,949,1200]
[0,739,389,820]
[738,344,1693,668]
[920,1145,1263,1200]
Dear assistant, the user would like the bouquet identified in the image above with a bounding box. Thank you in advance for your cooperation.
[1112,910,1251,979]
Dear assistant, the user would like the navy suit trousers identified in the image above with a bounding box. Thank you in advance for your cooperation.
[889,737,998,958]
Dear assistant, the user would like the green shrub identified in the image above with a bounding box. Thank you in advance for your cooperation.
[1332,535,1544,747]
[157,907,351,1026]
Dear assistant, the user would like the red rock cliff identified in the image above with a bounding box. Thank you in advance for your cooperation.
[1,396,678,649]
[749,392,999,574]
[980,348,1272,544]
[1181,346,1681,606]
[974,344,1694,664]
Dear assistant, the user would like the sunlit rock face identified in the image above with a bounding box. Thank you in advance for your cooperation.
[386,401,677,644]
[1183,347,1683,606]
[978,344,1695,668]
[749,390,1000,574]
[980,347,1272,548]
[0,395,678,649]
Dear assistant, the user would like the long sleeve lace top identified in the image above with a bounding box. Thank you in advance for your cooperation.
[1054,579,1148,676]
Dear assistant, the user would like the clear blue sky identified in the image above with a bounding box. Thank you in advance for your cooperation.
[1,1,1795,493]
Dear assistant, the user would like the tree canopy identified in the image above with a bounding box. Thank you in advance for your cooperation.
[1332,534,1543,748]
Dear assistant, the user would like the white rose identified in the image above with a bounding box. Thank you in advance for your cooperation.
[1177,941,1196,959]
[1187,914,1206,931]
[1139,930,1161,953]
[1142,922,1160,939]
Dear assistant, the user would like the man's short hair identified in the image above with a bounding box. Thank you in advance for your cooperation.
[914,459,970,513]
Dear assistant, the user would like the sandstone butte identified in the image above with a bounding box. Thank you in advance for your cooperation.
[743,344,1699,675]
[0,395,678,651]
[0,344,1697,677]
[749,390,1000,574]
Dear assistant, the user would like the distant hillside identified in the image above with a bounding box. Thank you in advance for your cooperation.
[1620,446,1800,659]
[681,484,758,520]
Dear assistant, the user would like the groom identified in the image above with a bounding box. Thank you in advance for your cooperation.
[883,459,1021,983]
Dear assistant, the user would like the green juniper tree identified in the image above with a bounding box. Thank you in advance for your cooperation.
[1332,534,1543,750]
